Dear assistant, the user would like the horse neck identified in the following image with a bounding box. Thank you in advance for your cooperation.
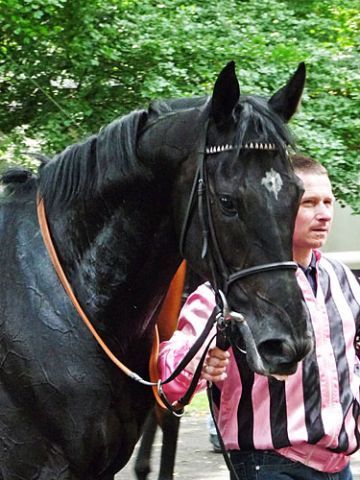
[46,181,181,343]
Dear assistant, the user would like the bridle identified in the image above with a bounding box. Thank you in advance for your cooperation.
[178,120,298,339]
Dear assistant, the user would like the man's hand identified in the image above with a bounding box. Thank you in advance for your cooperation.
[202,347,230,382]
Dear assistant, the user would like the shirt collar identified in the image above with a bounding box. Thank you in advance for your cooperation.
[299,251,318,273]
[299,251,318,296]
[308,251,317,270]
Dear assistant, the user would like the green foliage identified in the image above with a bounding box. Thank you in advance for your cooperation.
[186,390,209,415]
[1,0,359,211]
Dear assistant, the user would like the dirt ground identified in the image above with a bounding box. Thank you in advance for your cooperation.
[116,410,360,480]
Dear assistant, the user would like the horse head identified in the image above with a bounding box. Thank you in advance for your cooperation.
[137,62,312,377]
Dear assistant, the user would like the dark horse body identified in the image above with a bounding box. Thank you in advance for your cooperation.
[0,62,312,479]
[134,406,181,480]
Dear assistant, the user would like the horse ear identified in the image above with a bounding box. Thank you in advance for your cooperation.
[268,62,306,122]
[211,61,240,124]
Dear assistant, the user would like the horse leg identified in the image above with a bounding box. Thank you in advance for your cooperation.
[158,410,181,480]
[134,408,158,480]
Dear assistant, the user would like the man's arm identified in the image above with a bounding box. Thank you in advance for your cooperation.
[158,283,229,403]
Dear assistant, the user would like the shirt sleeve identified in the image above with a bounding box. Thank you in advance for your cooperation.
[347,269,360,359]
[157,282,217,404]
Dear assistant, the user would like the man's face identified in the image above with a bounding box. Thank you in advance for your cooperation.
[293,171,334,252]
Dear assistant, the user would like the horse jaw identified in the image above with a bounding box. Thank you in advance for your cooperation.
[271,374,289,381]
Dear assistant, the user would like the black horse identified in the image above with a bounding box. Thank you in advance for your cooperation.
[0,61,312,479]
[134,406,181,480]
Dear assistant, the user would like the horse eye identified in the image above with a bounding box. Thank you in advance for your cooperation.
[218,194,237,216]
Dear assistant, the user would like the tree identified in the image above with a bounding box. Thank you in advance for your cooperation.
[1,0,359,211]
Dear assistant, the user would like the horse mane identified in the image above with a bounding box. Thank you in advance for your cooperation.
[38,109,148,210]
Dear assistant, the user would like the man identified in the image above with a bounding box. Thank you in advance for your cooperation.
[158,155,360,479]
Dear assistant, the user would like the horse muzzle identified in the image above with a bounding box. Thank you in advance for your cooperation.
[235,318,313,377]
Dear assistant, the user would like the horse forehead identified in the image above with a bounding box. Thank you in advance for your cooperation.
[212,152,291,182]
[211,160,299,209]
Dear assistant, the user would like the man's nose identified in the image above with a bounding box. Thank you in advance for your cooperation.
[315,203,332,220]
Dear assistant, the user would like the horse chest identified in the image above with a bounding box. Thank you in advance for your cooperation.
[0,212,154,476]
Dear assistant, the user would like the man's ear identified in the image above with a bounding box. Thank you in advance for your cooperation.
[268,62,306,122]
[211,61,240,125]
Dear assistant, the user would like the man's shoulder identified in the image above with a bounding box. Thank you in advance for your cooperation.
[319,253,359,289]
[319,253,348,273]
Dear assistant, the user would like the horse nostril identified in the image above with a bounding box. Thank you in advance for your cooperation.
[258,339,297,366]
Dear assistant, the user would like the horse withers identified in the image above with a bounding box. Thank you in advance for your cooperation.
[0,61,311,479]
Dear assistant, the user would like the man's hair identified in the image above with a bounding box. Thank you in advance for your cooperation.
[291,154,328,176]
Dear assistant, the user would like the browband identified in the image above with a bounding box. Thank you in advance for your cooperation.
[206,142,277,154]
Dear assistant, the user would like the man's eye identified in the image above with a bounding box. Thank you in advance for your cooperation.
[218,195,237,216]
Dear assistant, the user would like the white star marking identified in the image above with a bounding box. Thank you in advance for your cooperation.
[261,168,283,200]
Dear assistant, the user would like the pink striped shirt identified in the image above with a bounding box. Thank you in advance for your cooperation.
[158,251,360,473]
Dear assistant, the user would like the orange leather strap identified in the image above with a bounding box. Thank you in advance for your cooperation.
[149,261,186,409]
[156,260,186,342]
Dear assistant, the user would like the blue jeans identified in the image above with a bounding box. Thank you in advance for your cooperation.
[229,451,353,480]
